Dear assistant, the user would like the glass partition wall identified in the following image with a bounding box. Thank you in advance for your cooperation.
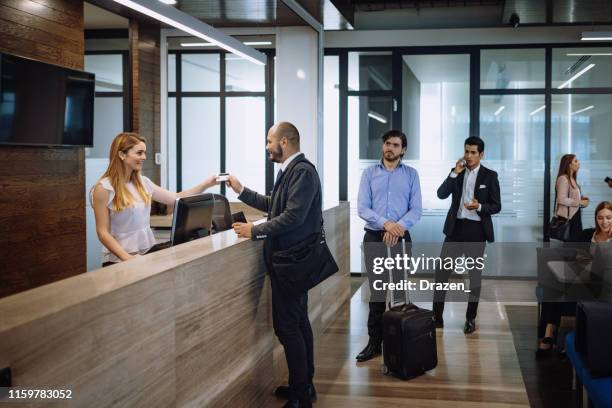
[327,44,612,276]
[550,48,612,227]
[479,49,547,243]
[167,49,275,199]
[84,50,129,271]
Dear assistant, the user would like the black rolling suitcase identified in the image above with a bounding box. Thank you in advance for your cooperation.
[382,239,438,380]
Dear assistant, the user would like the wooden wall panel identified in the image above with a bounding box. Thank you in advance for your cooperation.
[130,20,161,186]
[0,0,86,299]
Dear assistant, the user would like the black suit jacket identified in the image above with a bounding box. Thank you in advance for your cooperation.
[238,153,322,252]
[437,164,501,243]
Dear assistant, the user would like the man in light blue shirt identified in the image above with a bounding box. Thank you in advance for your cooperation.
[355,130,422,362]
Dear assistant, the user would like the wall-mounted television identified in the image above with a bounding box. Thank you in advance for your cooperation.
[0,53,95,147]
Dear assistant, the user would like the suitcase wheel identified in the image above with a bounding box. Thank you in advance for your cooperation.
[381,364,390,375]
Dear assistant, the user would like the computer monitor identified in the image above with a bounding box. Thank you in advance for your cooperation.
[170,194,215,245]
[211,194,233,233]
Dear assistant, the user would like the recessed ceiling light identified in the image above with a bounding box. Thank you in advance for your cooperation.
[529,105,546,116]
[557,63,595,89]
[181,41,272,47]
[581,31,612,41]
[567,53,612,56]
[368,111,387,124]
[243,41,272,46]
[571,105,594,115]
[111,0,265,65]
[181,42,215,47]
[158,0,176,4]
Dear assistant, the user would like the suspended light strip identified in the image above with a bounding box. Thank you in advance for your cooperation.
[529,105,546,116]
[158,0,176,4]
[557,63,595,89]
[368,111,387,124]
[571,105,594,115]
[111,0,266,65]
[494,106,505,116]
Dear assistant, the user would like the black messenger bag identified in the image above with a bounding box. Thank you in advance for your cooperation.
[271,225,339,296]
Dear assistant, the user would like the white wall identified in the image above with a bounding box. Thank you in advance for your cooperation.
[325,25,600,48]
[275,26,320,167]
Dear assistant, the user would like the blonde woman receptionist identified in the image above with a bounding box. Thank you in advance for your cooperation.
[91,132,218,266]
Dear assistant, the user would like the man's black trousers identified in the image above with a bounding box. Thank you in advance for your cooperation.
[270,272,314,401]
[432,218,487,321]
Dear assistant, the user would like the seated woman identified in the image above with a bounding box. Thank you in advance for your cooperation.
[91,132,218,266]
[536,201,612,358]
[581,201,612,244]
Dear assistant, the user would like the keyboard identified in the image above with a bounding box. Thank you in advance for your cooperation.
[147,241,172,253]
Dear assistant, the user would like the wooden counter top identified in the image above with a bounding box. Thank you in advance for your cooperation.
[0,218,259,333]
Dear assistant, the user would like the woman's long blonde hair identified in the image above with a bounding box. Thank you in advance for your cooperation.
[98,132,151,212]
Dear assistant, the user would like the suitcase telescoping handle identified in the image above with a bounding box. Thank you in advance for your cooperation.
[387,238,410,308]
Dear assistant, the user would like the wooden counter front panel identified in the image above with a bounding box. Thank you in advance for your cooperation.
[173,242,273,408]
[0,272,176,408]
[0,204,350,407]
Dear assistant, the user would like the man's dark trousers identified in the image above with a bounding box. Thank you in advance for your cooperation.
[432,219,486,321]
[269,270,314,401]
[364,229,412,346]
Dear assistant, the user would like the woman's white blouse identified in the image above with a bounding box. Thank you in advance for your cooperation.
[95,176,158,263]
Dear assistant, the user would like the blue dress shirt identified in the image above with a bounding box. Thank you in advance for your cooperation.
[357,161,422,231]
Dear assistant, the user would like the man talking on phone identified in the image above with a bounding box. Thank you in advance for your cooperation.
[433,136,501,334]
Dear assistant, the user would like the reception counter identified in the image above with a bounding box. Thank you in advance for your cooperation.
[0,202,350,407]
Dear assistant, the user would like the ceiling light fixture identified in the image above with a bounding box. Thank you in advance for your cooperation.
[181,42,215,47]
[368,111,387,124]
[571,105,594,115]
[581,32,612,41]
[111,0,266,65]
[529,105,546,116]
[158,0,176,4]
[567,53,612,56]
[181,41,272,47]
[557,63,595,89]
[494,106,505,116]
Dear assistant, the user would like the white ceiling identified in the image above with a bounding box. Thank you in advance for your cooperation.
[84,2,129,29]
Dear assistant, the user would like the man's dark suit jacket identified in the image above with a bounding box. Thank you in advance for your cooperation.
[238,153,322,253]
[437,164,501,243]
